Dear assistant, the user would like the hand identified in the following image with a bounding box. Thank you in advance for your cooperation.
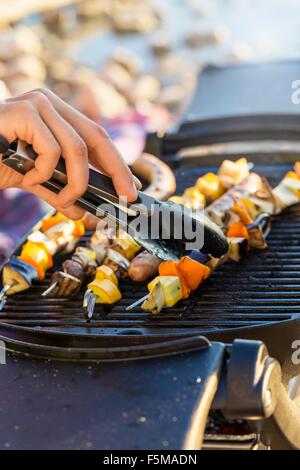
[0,88,141,219]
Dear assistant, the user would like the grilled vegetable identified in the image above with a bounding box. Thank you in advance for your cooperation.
[113,229,141,260]
[46,271,81,297]
[227,221,249,239]
[158,260,190,299]
[217,157,249,188]
[27,230,58,256]
[128,251,161,282]
[103,248,130,278]
[62,259,85,282]
[177,256,211,291]
[72,246,97,277]
[1,212,85,301]
[20,241,53,280]
[141,282,165,315]
[44,246,98,298]
[87,279,122,304]
[247,213,271,249]
[228,237,249,262]
[42,212,85,237]
[206,252,229,271]
[232,199,254,225]
[2,256,38,295]
[273,183,299,210]
[143,276,183,311]
[273,171,300,210]
[195,173,224,202]
[95,265,118,286]
[182,187,206,207]
[206,173,277,230]
[168,195,200,210]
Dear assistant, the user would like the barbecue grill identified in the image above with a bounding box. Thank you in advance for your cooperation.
[1,113,300,449]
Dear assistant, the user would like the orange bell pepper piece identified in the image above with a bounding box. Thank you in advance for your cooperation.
[159,261,190,299]
[42,212,85,237]
[41,213,68,233]
[232,200,253,225]
[73,220,86,237]
[177,257,211,291]
[227,221,249,239]
[19,255,45,280]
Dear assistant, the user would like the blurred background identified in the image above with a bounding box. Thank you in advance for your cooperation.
[1,0,300,259]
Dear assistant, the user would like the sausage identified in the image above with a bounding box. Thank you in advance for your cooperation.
[128,251,161,282]
[131,152,176,201]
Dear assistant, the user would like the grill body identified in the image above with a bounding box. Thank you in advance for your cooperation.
[1,149,300,364]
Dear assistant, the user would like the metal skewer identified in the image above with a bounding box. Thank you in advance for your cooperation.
[0,284,10,311]
[42,282,58,297]
[83,289,97,321]
[126,294,149,311]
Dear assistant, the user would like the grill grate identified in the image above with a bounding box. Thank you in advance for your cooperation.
[1,160,300,361]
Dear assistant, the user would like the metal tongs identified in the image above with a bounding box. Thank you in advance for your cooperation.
[1,139,228,261]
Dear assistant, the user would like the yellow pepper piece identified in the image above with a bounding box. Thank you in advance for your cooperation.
[148,276,182,307]
[87,279,122,304]
[196,173,224,202]
[183,187,206,206]
[95,265,118,286]
[142,283,165,314]
[21,241,52,273]
[168,195,202,210]
[218,158,249,184]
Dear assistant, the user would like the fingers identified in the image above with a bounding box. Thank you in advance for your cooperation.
[82,212,100,230]
[0,100,61,188]
[17,91,89,208]
[33,88,139,201]
[91,135,139,202]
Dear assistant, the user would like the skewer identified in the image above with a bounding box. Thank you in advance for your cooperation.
[126,294,149,311]
[42,282,58,297]
[0,284,10,311]
[83,289,97,320]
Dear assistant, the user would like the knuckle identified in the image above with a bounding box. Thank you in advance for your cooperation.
[28,90,49,107]
[35,164,53,182]
[94,123,110,139]
[72,137,88,157]
[34,87,51,98]
[50,141,61,157]
[16,100,36,115]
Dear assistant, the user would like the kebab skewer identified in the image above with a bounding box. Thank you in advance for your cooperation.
[42,225,116,299]
[128,164,295,314]
[0,213,85,309]
[83,228,141,319]
[83,160,245,315]
[41,223,141,318]
[84,158,272,318]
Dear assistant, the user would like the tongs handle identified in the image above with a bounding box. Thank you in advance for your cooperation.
[2,140,143,222]
[24,143,120,204]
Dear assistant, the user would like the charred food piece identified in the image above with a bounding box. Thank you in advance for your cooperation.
[2,256,38,295]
